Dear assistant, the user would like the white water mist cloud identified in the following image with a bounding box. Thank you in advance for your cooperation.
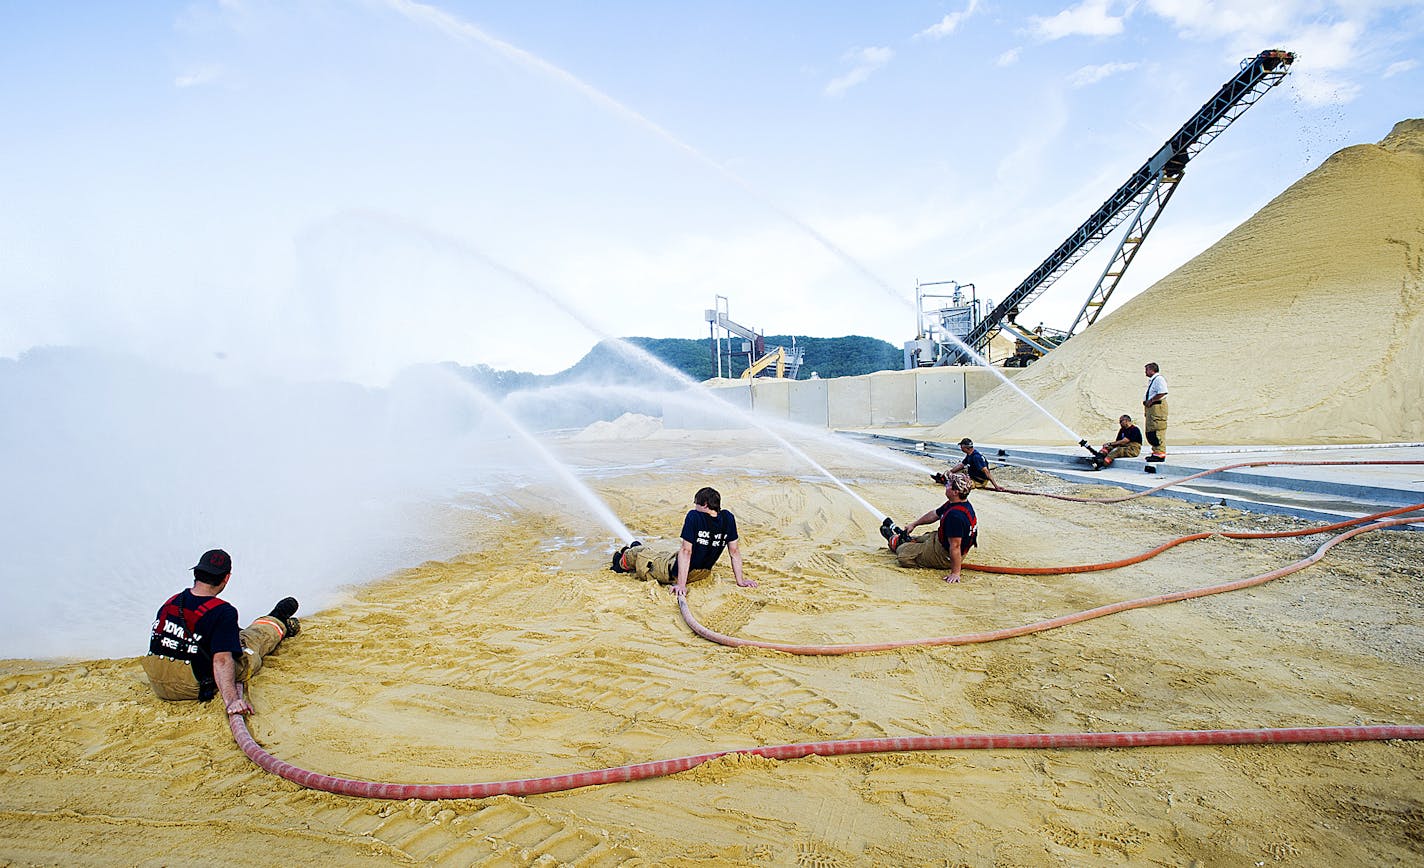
[504,382,674,432]
[0,349,549,659]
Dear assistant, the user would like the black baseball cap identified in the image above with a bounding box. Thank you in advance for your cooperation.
[958,438,974,447]
[193,548,232,577]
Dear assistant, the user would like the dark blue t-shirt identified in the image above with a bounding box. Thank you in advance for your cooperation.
[963,449,989,481]
[680,509,738,571]
[936,500,978,550]
[1118,425,1143,444]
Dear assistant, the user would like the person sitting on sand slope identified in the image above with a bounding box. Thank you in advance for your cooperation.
[141,548,301,716]
[610,486,756,588]
[880,472,978,584]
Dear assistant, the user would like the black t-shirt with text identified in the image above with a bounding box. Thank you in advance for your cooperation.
[148,588,243,684]
[680,508,739,571]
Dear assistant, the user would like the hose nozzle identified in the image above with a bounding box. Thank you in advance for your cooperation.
[879,517,900,544]
[1078,438,1100,458]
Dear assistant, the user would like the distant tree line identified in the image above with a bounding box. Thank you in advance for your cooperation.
[444,335,902,397]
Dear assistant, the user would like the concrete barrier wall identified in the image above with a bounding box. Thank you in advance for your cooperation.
[750,379,791,420]
[664,381,752,429]
[669,367,1019,430]
[869,371,917,426]
[964,367,1008,406]
[787,379,829,427]
[915,368,968,422]
[827,376,872,428]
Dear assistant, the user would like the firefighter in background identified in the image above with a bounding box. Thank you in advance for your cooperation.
[1096,414,1144,467]
[1143,362,1169,461]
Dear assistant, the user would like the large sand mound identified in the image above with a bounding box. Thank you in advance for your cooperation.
[934,118,1424,446]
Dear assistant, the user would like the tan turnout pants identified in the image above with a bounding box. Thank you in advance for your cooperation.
[1104,442,1142,461]
[626,544,712,585]
[1145,401,1168,455]
[895,532,956,571]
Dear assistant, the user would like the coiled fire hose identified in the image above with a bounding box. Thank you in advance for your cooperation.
[229,460,1424,798]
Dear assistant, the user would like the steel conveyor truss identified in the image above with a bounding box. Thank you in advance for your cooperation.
[1069,171,1180,334]
[957,49,1295,360]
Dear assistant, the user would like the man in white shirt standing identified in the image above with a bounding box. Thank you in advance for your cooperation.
[1143,362,1169,462]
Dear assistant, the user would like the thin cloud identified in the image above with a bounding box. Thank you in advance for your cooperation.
[916,0,981,40]
[1285,19,1367,106]
[1069,60,1139,87]
[1031,0,1130,41]
[1289,19,1365,71]
[174,65,224,88]
[1144,0,1302,43]
[997,47,1022,66]
[1384,59,1418,77]
[1145,0,1424,82]
[825,46,895,97]
[1145,2,1391,107]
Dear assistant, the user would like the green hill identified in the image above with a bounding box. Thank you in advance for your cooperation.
[445,335,901,396]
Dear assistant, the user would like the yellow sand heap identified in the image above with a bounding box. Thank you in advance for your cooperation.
[933,118,1424,446]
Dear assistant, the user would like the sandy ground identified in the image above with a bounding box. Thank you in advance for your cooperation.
[2,428,1421,866]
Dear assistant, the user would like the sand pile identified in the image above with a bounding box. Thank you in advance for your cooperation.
[934,118,1424,446]
[571,411,663,440]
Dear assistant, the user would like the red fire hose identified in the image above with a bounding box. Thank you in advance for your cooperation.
[968,500,1424,575]
[228,714,1424,800]
[676,512,1422,654]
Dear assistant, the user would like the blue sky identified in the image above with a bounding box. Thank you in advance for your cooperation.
[3,0,1421,380]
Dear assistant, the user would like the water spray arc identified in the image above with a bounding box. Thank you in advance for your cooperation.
[598,340,889,521]
[358,213,901,525]
[443,371,635,542]
[381,1,1087,447]
[506,379,935,476]
[383,0,907,310]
